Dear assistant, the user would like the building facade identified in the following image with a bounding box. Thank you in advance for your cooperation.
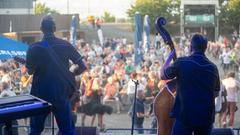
[0,0,34,15]
[180,0,219,41]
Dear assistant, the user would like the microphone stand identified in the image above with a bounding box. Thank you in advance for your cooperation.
[131,80,139,135]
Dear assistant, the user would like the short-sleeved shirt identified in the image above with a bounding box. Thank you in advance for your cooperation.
[134,98,145,125]
[222,77,240,102]
[26,35,86,104]
[163,52,220,126]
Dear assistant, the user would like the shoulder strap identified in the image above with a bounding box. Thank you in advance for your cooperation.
[39,40,76,90]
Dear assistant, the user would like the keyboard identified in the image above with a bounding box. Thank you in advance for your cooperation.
[0,95,51,122]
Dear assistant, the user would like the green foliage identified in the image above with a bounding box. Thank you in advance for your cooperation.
[127,0,180,33]
[220,0,240,33]
[101,12,116,22]
[34,3,58,14]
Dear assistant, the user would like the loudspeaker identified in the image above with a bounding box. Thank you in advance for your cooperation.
[58,127,99,135]
[211,128,234,135]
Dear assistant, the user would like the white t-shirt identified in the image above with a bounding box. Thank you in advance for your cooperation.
[222,77,240,102]
[127,79,145,95]
[220,51,232,64]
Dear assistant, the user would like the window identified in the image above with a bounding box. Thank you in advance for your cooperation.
[0,0,33,8]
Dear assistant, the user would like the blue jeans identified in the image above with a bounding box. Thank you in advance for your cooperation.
[134,123,144,134]
[30,100,75,135]
[128,94,135,114]
[150,117,157,134]
[171,119,212,135]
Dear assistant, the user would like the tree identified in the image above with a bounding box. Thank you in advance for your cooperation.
[34,3,58,14]
[127,0,180,34]
[220,0,240,34]
[101,12,116,22]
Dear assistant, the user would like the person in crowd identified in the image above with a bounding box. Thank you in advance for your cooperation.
[95,18,102,29]
[20,65,32,94]
[150,61,161,74]
[219,47,232,75]
[26,15,87,134]
[136,71,147,90]
[141,64,150,79]
[133,90,149,134]
[79,70,95,127]
[155,33,161,50]
[78,69,113,131]
[103,76,121,113]
[94,44,103,57]
[221,72,240,128]
[161,34,220,135]
[163,46,171,63]
[125,59,134,76]
[145,71,159,97]
[127,72,145,115]
[215,83,228,128]
[0,66,11,84]
[101,60,111,75]
[231,46,240,72]
[179,33,186,50]
[133,89,154,134]
[122,37,127,45]
[0,82,18,135]
[0,82,16,97]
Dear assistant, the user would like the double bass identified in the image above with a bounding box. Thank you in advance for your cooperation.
[153,17,177,135]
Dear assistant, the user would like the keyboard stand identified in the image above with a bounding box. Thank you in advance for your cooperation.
[4,112,55,135]
[5,121,12,135]
[51,112,54,135]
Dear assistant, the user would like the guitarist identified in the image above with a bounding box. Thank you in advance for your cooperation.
[160,34,220,135]
[26,15,87,135]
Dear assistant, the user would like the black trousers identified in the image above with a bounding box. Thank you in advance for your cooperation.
[171,119,212,135]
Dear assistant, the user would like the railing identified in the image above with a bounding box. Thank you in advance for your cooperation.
[1,125,240,135]
[104,128,158,135]
[105,128,240,135]
[233,128,240,135]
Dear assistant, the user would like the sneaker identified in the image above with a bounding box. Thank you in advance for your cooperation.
[98,124,105,132]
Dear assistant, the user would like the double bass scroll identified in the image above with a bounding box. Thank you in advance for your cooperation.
[153,17,177,135]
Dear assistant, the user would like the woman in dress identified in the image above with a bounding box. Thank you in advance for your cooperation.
[78,69,113,130]
[221,72,240,128]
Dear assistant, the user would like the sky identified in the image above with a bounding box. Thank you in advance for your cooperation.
[38,0,136,19]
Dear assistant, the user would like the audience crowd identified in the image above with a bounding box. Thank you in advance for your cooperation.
[0,34,240,133]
